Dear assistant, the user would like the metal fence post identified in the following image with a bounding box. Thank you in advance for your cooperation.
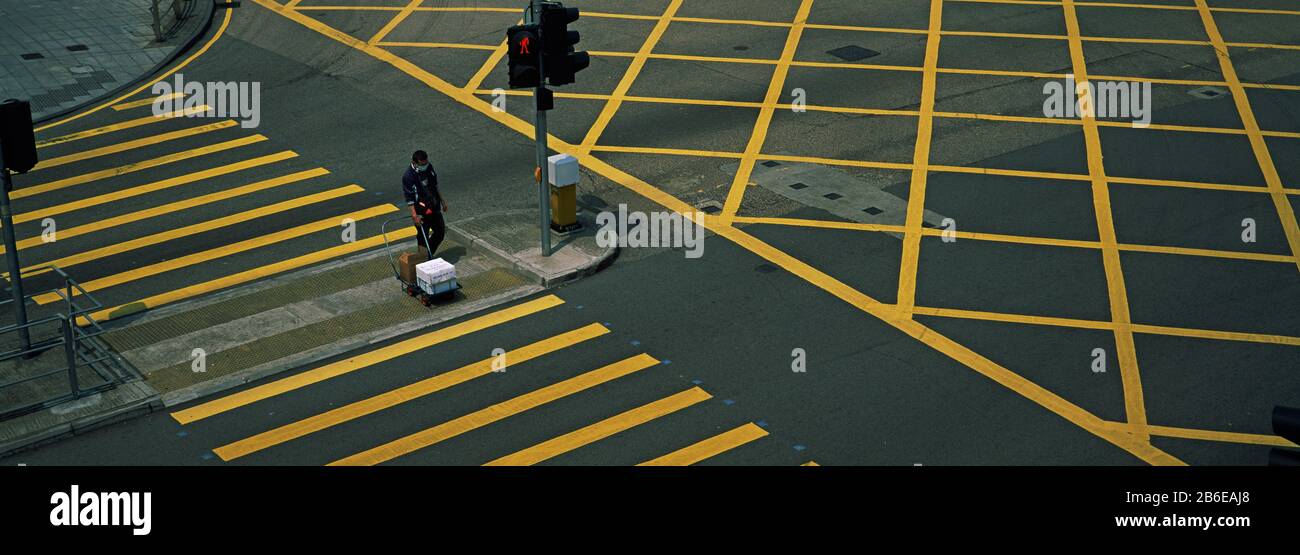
[63,317,79,398]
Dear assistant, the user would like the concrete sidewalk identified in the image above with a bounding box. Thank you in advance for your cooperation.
[0,0,212,121]
[0,210,615,456]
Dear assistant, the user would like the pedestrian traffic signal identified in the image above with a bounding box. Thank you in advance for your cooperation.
[506,23,541,89]
[540,4,589,87]
[0,99,38,175]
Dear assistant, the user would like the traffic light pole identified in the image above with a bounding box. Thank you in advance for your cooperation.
[0,168,31,352]
[531,0,552,257]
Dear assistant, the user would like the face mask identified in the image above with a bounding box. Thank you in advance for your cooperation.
[415,163,429,172]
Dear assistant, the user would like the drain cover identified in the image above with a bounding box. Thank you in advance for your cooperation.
[827,45,880,62]
[1188,86,1229,100]
[823,192,843,200]
[761,160,781,168]
[863,207,884,215]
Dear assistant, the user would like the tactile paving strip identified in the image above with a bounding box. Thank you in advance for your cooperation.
[143,267,531,394]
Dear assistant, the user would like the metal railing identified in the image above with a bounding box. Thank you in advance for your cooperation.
[150,0,196,42]
[0,266,129,421]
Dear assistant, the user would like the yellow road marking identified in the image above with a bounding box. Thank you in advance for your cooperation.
[13,135,268,200]
[801,461,820,466]
[462,21,516,93]
[734,215,1297,265]
[86,227,416,325]
[37,204,396,305]
[1063,0,1149,439]
[638,422,769,466]
[486,386,711,466]
[31,120,238,171]
[577,0,685,155]
[368,0,422,45]
[719,0,815,224]
[214,324,609,461]
[377,41,497,50]
[330,353,659,466]
[252,0,1187,467]
[111,92,184,111]
[10,152,300,227]
[36,105,214,148]
[17,186,361,277]
[0,167,327,257]
[911,305,1300,346]
[171,294,566,424]
[896,0,944,315]
[1193,0,1300,275]
[37,9,231,132]
[1102,422,1300,448]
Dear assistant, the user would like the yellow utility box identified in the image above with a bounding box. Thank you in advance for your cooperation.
[548,153,582,233]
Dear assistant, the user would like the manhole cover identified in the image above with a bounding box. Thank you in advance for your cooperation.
[823,192,843,200]
[761,160,781,168]
[789,182,808,190]
[827,45,880,62]
[20,52,44,60]
[66,44,89,52]
[863,207,883,215]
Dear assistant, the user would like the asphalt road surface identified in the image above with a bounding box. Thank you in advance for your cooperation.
[4,0,1299,466]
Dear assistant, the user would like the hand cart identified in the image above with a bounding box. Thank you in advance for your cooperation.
[380,217,460,307]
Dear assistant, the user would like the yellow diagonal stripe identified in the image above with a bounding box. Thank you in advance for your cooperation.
[31,120,238,171]
[330,353,659,466]
[11,153,301,226]
[0,167,327,256]
[36,204,396,305]
[486,386,711,466]
[638,422,769,466]
[171,294,564,424]
[213,323,610,461]
[13,134,268,199]
[85,228,415,324]
[15,185,362,277]
[111,92,183,111]
[36,105,214,148]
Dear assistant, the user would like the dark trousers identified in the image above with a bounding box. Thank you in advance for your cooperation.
[415,209,445,260]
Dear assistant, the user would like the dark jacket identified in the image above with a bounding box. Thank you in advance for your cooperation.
[402,164,443,213]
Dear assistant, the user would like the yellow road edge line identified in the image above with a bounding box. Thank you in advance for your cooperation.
[330,352,658,466]
[37,8,230,131]
[0,167,328,257]
[13,134,269,200]
[31,120,239,171]
[638,422,769,466]
[250,0,1185,468]
[895,0,944,315]
[37,204,396,305]
[1063,0,1149,438]
[1192,0,1300,276]
[171,294,567,424]
[719,0,815,225]
[36,105,215,148]
[486,386,712,466]
[11,151,300,227]
[577,0,685,155]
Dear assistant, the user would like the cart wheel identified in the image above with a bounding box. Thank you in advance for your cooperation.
[421,295,432,307]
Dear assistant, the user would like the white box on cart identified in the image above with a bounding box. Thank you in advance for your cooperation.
[416,258,456,294]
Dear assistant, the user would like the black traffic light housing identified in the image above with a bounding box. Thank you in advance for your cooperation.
[539,4,589,87]
[506,23,542,89]
[0,99,38,176]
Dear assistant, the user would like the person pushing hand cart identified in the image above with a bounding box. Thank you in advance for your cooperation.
[402,149,447,260]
